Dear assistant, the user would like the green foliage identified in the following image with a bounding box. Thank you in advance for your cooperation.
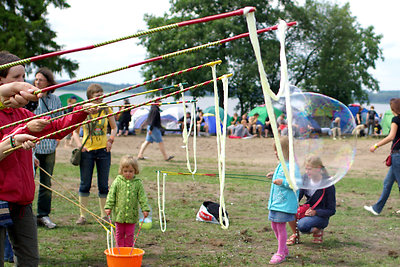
[0,0,78,77]
[285,0,383,105]
[139,0,289,112]
[140,0,383,111]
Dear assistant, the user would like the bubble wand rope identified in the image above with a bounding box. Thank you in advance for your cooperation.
[37,166,112,228]
[245,12,298,191]
[129,219,145,255]
[107,215,120,255]
[211,67,230,229]
[157,171,167,232]
[47,84,181,122]
[159,171,269,183]
[0,7,255,71]
[180,84,197,176]
[108,99,197,108]
[36,173,113,230]
[4,74,232,154]
[0,60,221,131]
[31,21,296,96]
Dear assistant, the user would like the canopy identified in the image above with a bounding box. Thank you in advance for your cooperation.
[58,93,84,107]
[203,106,231,123]
[381,110,394,135]
[248,105,283,125]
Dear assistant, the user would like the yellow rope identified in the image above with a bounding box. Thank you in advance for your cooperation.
[37,166,114,230]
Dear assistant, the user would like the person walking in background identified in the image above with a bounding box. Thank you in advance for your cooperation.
[117,99,131,137]
[137,100,174,161]
[266,136,300,264]
[366,106,377,136]
[364,98,400,215]
[33,67,62,229]
[73,84,118,225]
[105,155,150,247]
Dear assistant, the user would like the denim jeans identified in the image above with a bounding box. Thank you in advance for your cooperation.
[35,152,56,217]
[297,216,329,233]
[372,153,400,214]
[79,148,110,198]
[4,231,13,261]
[1,204,40,267]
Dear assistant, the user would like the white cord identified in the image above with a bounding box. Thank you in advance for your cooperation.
[211,65,230,229]
[157,171,167,232]
[180,85,197,175]
[245,12,298,191]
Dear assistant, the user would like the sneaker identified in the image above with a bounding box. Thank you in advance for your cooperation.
[364,205,379,216]
[76,216,87,225]
[37,216,56,229]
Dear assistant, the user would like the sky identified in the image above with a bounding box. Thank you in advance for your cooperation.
[34,0,399,91]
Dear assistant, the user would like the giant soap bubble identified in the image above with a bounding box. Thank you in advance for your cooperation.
[273,88,356,190]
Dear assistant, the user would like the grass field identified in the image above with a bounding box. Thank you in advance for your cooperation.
[8,135,400,266]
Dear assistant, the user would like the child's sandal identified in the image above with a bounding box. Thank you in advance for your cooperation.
[312,230,323,244]
[286,233,299,245]
[269,253,286,265]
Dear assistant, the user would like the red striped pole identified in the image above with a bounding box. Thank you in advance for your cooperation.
[0,60,221,131]
[0,7,255,71]
[35,21,296,95]
[4,74,232,153]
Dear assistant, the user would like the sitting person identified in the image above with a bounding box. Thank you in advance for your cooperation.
[331,117,341,140]
[178,112,192,132]
[231,120,253,138]
[277,114,287,135]
[264,117,272,138]
[196,110,209,136]
[373,120,382,136]
[286,156,336,245]
[248,113,262,137]
[352,124,367,138]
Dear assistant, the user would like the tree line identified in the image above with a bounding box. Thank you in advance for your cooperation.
[1,0,383,113]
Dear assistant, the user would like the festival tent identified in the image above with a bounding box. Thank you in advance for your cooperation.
[58,93,84,107]
[203,106,231,135]
[248,105,283,125]
[203,106,231,123]
[348,104,369,124]
[161,106,185,130]
[381,110,394,135]
[128,106,150,131]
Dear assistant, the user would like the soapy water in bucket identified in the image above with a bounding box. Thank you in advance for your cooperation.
[273,88,356,190]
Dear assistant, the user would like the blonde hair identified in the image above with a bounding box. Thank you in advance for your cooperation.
[118,155,140,175]
[304,155,324,168]
[274,136,289,160]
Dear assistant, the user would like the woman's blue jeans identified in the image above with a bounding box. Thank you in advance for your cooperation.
[297,216,329,233]
[79,148,110,198]
[373,153,400,214]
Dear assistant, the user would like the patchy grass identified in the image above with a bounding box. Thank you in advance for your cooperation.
[17,137,400,266]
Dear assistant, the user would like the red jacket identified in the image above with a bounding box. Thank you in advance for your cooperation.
[0,107,87,205]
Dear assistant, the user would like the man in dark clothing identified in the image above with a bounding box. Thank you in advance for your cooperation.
[137,101,174,161]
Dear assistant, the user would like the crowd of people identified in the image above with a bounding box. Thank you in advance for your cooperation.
[0,48,398,266]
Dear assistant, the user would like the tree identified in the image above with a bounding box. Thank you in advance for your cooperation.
[140,0,383,112]
[0,0,78,77]
[139,0,289,112]
[284,0,383,105]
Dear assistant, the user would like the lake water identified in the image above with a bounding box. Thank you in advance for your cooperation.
[54,90,390,117]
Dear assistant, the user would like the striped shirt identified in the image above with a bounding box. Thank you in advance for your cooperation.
[34,93,63,154]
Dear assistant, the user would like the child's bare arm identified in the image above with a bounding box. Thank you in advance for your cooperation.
[273,179,283,185]
[266,171,274,178]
